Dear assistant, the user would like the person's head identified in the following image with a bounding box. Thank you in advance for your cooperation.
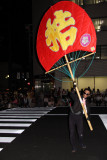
[83,88,91,99]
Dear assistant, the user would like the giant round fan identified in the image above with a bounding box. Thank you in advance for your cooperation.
[37,1,96,72]
[36,1,97,131]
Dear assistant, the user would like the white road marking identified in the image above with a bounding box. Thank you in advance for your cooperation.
[0,148,3,151]
[0,129,24,134]
[99,114,107,130]
[0,137,16,143]
[0,123,31,127]
[0,119,37,122]
[0,107,55,152]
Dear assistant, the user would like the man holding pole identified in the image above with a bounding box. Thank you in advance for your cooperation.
[69,87,91,153]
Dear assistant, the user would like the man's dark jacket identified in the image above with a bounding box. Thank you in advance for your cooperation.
[70,91,90,115]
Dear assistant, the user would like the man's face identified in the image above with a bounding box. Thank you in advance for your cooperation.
[83,90,90,99]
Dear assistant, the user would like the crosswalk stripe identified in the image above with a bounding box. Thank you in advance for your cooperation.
[0,107,55,152]
[0,137,16,143]
[0,111,49,114]
[0,114,45,115]
[0,116,41,118]
[0,148,3,151]
[0,123,32,127]
[0,129,24,134]
[0,119,37,122]
[99,114,107,130]
[8,107,55,111]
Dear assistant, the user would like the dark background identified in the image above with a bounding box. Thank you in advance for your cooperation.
[0,0,32,64]
[0,0,61,90]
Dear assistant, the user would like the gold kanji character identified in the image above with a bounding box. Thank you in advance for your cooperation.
[45,10,77,52]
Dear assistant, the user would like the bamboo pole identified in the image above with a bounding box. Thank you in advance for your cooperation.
[45,52,95,74]
[64,54,93,131]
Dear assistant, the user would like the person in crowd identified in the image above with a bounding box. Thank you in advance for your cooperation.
[27,91,33,108]
[66,89,70,99]
[53,88,58,106]
[69,87,91,153]
[62,89,66,99]
[44,95,48,107]
[23,94,29,107]
[19,93,24,108]
[11,95,18,107]
[30,92,36,107]
[80,88,84,96]
[96,89,100,94]
[95,93,102,106]
[57,87,62,99]
[103,94,107,106]
[104,89,107,95]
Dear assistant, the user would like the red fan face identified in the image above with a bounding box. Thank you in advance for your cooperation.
[36,1,97,72]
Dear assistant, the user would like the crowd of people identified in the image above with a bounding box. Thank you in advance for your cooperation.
[0,90,36,110]
[52,87,107,107]
[85,88,107,106]
[0,87,107,110]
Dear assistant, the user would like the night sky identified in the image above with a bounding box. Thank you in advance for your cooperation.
[0,0,64,63]
[0,0,32,64]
